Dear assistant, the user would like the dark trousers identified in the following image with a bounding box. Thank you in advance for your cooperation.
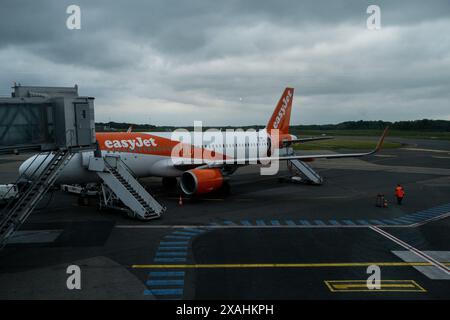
[396,196,403,205]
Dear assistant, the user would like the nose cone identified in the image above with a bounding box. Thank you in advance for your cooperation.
[18,154,53,180]
[19,155,37,179]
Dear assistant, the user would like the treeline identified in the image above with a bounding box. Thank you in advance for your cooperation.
[295,120,450,131]
[96,122,157,131]
[96,119,450,132]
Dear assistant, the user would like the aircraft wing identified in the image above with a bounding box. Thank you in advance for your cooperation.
[282,136,333,146]
[175,127,389,169]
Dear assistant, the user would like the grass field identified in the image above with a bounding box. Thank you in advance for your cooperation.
[292,129,450,140]
[294,138,402,150]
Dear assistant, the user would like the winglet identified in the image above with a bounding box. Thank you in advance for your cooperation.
[373,126,389,153]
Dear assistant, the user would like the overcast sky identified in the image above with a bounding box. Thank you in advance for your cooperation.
[1,0,449,126]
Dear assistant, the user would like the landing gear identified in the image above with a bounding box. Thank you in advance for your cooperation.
[162,177,178,190]
[220,180,231,196]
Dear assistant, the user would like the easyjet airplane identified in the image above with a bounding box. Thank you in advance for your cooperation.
[19,88,388,196]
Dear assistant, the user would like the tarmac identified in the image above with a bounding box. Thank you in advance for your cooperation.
[0,137,449,299]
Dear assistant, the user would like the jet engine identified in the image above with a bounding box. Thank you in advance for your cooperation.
[180,169,223,196]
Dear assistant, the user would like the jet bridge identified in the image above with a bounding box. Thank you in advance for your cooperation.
[0,149,74,248]
[0,84,97,248]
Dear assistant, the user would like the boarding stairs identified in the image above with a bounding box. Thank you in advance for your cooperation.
[0,149,73,248]
[287,159,323,185]
[95,155,165,220]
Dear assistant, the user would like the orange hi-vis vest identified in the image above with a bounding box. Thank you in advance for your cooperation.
[395,186,405,198]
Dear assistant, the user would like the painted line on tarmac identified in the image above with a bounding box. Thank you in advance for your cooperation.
[132,261,450,269]
[374,154,397,158]
[142,226,210,300]
[115,204,450,230]
[324,280,426,293]
[117,224,384,229]
[115,215,447,229]
[401,147,450,154]
[370,226,450,276]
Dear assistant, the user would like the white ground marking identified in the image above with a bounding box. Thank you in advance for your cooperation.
[374,154,397,158]
[401,148,450,154]
[115,212,450,229]
[370,226,450,276]
[392,251,450,280]
[6,230,63,244]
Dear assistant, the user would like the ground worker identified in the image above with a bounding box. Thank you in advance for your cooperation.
[395,184,405,205]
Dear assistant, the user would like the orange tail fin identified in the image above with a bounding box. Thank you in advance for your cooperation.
[266,87,294,135]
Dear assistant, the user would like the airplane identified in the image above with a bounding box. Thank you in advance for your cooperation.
[19,88,388,197]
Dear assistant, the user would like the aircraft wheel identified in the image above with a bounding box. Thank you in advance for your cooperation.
[162,177,178,190]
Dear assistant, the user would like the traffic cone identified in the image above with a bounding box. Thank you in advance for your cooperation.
[179,195,183,206]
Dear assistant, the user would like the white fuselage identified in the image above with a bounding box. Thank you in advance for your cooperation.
[19,130,295,184]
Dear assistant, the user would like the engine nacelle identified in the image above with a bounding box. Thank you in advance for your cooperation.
[180,169,223,196]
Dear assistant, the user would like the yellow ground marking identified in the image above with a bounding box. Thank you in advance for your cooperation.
[132,262,450,269]
[167,197,225,201]
[325,280,426,292]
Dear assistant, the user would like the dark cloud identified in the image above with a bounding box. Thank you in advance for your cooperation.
[0,0,449,124]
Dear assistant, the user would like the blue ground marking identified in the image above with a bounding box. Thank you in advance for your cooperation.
[158,246,188,251]
[271,220,281,225]
[286,220,296,225]
[147,279,185,286]
[165,235,191,240]
[256,220,266,226]
[149,271,185,277]
[432,205,450,212]
[223,220,236,225]
[395,216,417,224]
[299,220,310,225]
[383,219,401,225]
[182,228,206,233]
[426,207,448,213]
[145,289,183,296]
[143,225,206,300]
[314,220,325,225]
[418,210,440,217]
[154,257,187,263]
[412,211,435,217]
[329,220,340,225]
[342,220,355,225]
[392,217,413,224]
[173,231,198,236]
[369,219,384,225]
[356,220,369,225]
[406,215,425,221]
[240,220,251,226]
[156,252,188,257]
[160,241,189,245]
[429,208,447,215]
